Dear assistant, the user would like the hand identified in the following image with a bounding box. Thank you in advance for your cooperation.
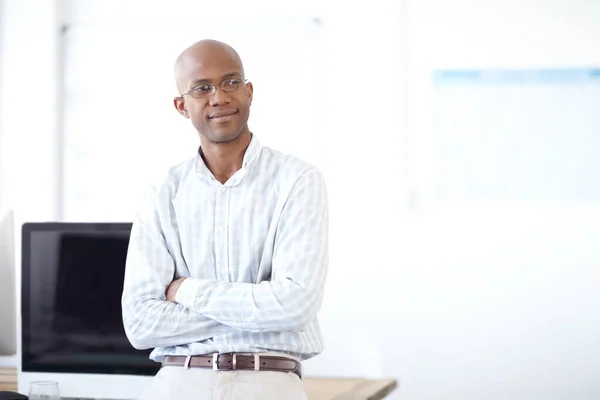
[166,277,187,303]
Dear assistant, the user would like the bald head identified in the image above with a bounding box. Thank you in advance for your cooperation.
[174,39,245,94]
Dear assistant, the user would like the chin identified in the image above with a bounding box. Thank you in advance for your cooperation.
[206,130,243,144]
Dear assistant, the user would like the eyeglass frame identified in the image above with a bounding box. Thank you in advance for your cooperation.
[179,77,249,99]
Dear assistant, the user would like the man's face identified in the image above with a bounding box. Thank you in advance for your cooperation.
[174,48,253,144]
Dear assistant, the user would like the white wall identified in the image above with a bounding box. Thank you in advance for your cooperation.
[2,0,600,399]
[0,0,61,221]
[390,1,600,399]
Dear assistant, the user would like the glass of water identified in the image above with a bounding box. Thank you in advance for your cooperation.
[28,381,61,400]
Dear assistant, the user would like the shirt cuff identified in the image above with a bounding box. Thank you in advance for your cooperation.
[175,277,203,311]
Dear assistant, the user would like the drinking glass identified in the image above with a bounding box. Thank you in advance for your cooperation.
[28,381,61,400]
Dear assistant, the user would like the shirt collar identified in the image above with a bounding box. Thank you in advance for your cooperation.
[194,134,262,181]
[241,134,262,168]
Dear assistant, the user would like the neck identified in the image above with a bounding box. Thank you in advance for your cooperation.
[199,130,252,184]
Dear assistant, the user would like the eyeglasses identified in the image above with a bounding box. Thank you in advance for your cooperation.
[180,78,248,99]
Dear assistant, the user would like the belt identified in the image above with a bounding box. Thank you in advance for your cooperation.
[162,354,302,379]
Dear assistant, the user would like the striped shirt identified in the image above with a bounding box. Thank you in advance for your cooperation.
[121,135,328,362]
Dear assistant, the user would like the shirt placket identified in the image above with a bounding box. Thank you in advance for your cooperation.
[214,185,230,282]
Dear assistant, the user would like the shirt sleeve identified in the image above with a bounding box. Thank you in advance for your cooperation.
[176,169,329,333]
[121,183,235,350]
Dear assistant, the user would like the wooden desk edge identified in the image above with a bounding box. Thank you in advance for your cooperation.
[2,368,398,399]
[304,377,398,400]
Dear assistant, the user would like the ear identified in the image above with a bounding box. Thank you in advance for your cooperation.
[246,82,254,104]
[173,96,189,118]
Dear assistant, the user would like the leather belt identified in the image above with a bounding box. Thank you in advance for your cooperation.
[162,353,302,379]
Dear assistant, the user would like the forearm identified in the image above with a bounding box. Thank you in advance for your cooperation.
[122,294,232,350]
[176,277,325,332]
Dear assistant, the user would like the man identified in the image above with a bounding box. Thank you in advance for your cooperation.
[121,39,328,400]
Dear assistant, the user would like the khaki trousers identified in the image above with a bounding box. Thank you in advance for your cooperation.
[140,366,307,400]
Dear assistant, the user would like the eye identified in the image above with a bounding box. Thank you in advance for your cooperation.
[195,84,213,93]
[223,78,243,90]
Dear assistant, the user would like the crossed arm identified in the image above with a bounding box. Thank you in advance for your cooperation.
[121,198,232,350]
[122,170,328,350]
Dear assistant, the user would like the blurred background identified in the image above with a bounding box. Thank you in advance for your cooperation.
[1,0,600,399]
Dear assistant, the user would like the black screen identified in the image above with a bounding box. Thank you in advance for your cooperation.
[21,223,160,375]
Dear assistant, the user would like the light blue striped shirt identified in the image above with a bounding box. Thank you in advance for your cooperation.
[121,135,328,362]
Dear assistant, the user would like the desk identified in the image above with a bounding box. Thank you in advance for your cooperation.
[1,368,397,399]
[0,368,16,392]
[304,377,397,399]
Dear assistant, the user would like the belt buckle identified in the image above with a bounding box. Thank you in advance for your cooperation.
[213,353,237,371]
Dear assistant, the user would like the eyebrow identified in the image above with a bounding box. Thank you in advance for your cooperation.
[190,73,244,87]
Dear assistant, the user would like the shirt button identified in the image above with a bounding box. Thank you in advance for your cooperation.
[220,187,227,193]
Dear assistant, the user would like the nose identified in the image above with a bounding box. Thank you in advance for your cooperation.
[209,86,231,106]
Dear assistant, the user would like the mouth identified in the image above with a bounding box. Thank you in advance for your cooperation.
[209,110,238,122]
